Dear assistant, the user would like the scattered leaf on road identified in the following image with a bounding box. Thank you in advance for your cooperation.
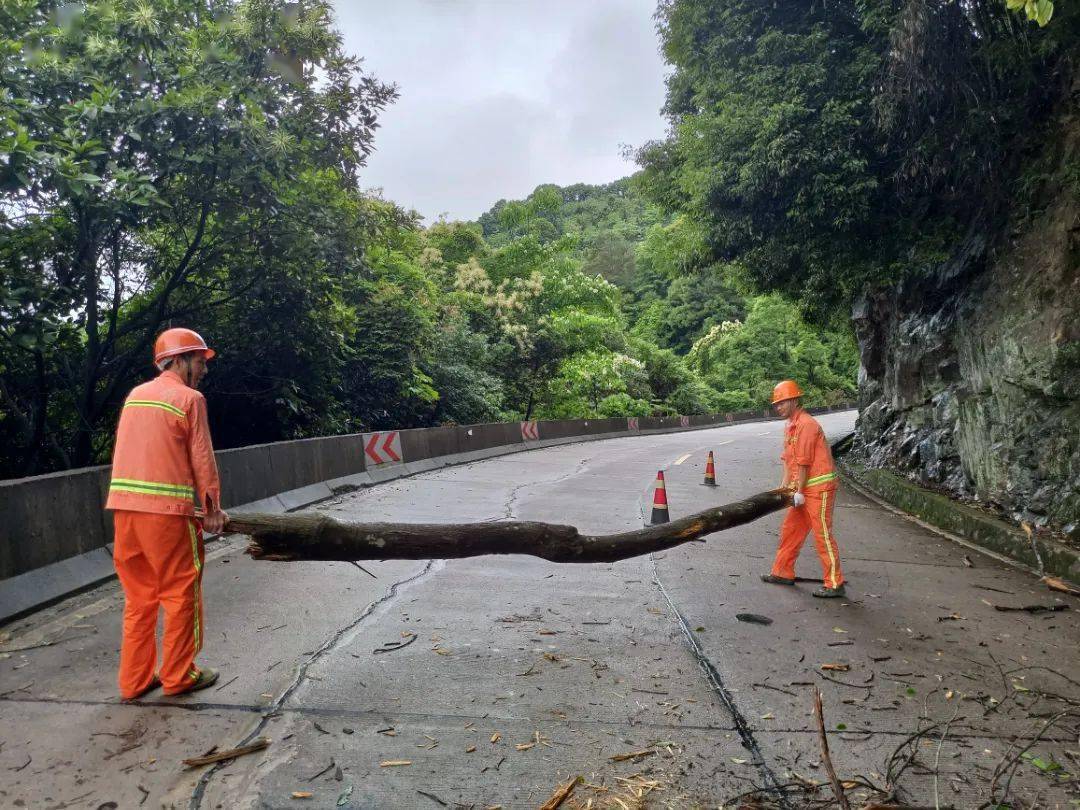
[820,663,850,672]
[1042,576,1080,597]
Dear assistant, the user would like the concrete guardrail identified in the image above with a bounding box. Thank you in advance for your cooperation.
[0,404,854,623]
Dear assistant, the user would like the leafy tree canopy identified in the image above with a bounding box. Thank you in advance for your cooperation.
[635,0,1079,315]
[0,1,862,479]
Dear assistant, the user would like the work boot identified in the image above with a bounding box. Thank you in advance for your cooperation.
[122,674,162,703]
[812,584,846,599]
[760,574,795,586]
[165,667,220,696]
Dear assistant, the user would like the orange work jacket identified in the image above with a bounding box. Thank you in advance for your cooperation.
[105,369,221,516]
[781,408,838,493]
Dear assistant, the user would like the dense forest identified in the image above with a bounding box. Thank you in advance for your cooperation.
[625,0,1077,528]
[0,0,857,479]
[2,0,1075,484]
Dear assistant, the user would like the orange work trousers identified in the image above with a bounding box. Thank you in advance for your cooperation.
[113,511,205,698]
[770,490,844,589]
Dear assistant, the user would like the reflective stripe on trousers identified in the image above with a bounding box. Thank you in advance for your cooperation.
[770,491,844,589]
[819,491,840,588]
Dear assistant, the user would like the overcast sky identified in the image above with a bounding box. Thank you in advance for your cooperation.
[331,1,668,223]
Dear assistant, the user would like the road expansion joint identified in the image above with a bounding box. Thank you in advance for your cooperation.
[187,558,437,810]
[649,555,793,808]
[632,468,791,805]
[5,693,1074,746]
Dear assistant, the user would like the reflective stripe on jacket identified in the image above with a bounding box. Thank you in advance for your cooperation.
[106,370,221,516]
[781,409,838,493]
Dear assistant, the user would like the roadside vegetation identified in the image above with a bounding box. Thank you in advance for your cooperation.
[0,1,857,478]
[4,0,1072,478]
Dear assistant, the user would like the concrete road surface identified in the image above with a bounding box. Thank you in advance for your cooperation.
[2,412,1078,809]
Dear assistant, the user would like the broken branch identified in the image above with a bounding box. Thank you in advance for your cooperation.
[182,737,270,768]
[231,490,790,564]
[540,776,582,810]
[814,689,851,810]
[992,603,1068,613]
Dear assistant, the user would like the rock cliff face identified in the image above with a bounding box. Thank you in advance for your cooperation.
[851,124,1080,534]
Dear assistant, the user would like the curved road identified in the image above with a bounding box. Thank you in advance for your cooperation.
[2,413,1078,808]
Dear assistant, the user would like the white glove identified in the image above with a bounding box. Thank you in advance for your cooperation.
[792,491,806,507]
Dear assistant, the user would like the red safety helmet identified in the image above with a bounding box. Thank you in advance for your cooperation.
[153,328,215,368]
[771,379,803,404]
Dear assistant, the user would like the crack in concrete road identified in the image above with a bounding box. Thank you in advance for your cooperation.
[635,470,791,806]
[500,454,593,520]
[187,558,438,810]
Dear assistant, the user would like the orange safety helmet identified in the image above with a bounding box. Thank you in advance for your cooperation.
[153,327,215,368]
[771,379,803,404]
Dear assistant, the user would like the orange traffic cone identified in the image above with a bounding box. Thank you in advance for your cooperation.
[703,451,717,487]
[649,470,670,525]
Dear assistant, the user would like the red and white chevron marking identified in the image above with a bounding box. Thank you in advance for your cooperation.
[520,420,539,441]
[363,431,402,465]
[679,415,690,428]
[627,417,639,431]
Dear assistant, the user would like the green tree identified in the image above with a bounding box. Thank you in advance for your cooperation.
[636,0,1079,315]
[0,0,396,472]
[545,350,651,417]
[455,239,625,419]
[635,0,886,313]
[688,295,857,409]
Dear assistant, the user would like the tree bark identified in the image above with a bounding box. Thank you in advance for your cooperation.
[232,489,790,564]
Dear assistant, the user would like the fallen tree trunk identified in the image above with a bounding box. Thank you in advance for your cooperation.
[231,489,790,564]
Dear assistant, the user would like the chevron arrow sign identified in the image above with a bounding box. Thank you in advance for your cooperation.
[363,431,403,465]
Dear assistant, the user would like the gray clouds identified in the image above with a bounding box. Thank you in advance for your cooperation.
[331,1,667,221]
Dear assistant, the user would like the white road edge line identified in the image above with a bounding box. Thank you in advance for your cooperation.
[673,453,692,466]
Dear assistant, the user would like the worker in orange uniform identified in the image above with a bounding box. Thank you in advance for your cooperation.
[106,328,227,699]
[760,380,846,598]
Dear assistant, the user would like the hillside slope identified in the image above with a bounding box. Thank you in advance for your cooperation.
[853,112,1080,530]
